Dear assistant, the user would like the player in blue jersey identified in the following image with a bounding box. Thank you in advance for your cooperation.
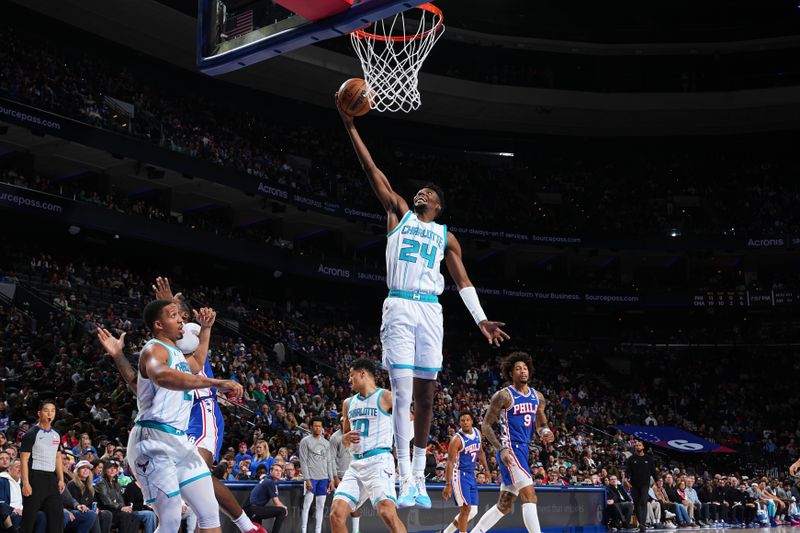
[441,412,489,533]
[337,94,510,509]
[471,352,554,533]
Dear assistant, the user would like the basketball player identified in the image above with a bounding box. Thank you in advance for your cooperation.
[336,95,509,509]
[125,300,243,533]
[330,419,362,533]
[299,417,335,533]
[100,279,266,533]
[154,278,267,533]
[441,412,489,533]
[330,358,406,533]
[470,352,554,533]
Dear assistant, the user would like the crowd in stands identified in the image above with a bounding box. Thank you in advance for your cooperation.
[3,24,800,240]
[1,243,799,517]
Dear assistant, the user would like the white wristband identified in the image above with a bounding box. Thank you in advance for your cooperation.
[459,286,488,325]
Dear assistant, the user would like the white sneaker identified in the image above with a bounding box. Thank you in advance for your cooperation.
[666,522,677,529]
[666,512,677,520]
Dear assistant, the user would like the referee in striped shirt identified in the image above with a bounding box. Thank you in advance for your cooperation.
[20,400,65,533]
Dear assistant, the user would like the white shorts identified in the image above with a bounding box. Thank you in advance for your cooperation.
[380,296,443,380]
[333,451,397,510]
[127,422,211,504]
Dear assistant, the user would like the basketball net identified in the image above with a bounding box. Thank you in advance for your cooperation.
[350,3,444,113]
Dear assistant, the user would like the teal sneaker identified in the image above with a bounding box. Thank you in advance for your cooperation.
[397,475,417,508]
[414,474,432,509]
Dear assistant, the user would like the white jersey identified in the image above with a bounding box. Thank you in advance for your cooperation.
[386,210,447,295]
[346,388,393,457]
[135,338,194,430]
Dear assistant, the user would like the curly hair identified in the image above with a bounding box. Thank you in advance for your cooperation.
[500,351,534,384]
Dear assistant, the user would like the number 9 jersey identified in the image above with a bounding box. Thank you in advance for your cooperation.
[386,210,447,296]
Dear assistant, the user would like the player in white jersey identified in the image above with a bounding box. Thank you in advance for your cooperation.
[337,96,510,508]
[125,300,243,533]
[330,359,406,533]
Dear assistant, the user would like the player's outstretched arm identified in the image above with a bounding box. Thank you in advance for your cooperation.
[187,307,216,372]
[140,343,243,399]
[481,389,514,468]
[335,93,409,224]
[97,328,137,394]
[534,391,554,444]
[442,435,462,500]
[444,233,510,346]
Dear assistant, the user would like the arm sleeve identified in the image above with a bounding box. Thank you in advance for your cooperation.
[19,428,38,454]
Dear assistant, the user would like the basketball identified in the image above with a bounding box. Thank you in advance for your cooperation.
[337,78,372,116]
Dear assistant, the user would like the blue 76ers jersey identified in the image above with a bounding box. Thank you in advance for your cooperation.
[502,386,540,446]
[456,429,482,473]
[193,358,217,401]
[386,211,447,295]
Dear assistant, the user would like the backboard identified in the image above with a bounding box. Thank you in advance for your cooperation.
[197,0,427,76]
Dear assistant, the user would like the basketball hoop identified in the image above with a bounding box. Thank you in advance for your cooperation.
[350,3,444,113]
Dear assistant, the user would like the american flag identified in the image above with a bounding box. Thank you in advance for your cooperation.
[225,10,253,38]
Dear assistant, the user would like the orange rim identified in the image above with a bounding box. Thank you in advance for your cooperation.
[351,2,444,43]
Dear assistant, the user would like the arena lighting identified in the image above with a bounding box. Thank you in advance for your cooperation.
[464,150,515,157]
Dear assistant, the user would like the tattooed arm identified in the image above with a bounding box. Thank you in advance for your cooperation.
[482,388,514,469]
[535,391,554,444]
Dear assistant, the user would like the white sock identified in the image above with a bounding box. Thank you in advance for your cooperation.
[301,491,314,533]
[413,446,427,476]
[472,504,505,533]
[315,496,325,533]
[233,512,256,532]
[522,503,542,533]
[444,521,458,533]
[391,376,413,478]
[352,516,360,532]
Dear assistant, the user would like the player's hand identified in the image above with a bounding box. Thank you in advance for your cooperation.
[217,380,244,400]
[333,476,340,489]
[97,328,126,359]
[334,92,354,126]
[442,483,452,500]
[479,320,510,347]
[194,307,216,329]
[500,448,515,470]
[152,276,176,301]
[342,429,361,447]
[790,459,800,477]
[327,482,334,494]
[22,483,32,497]
[305,480,313,491]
